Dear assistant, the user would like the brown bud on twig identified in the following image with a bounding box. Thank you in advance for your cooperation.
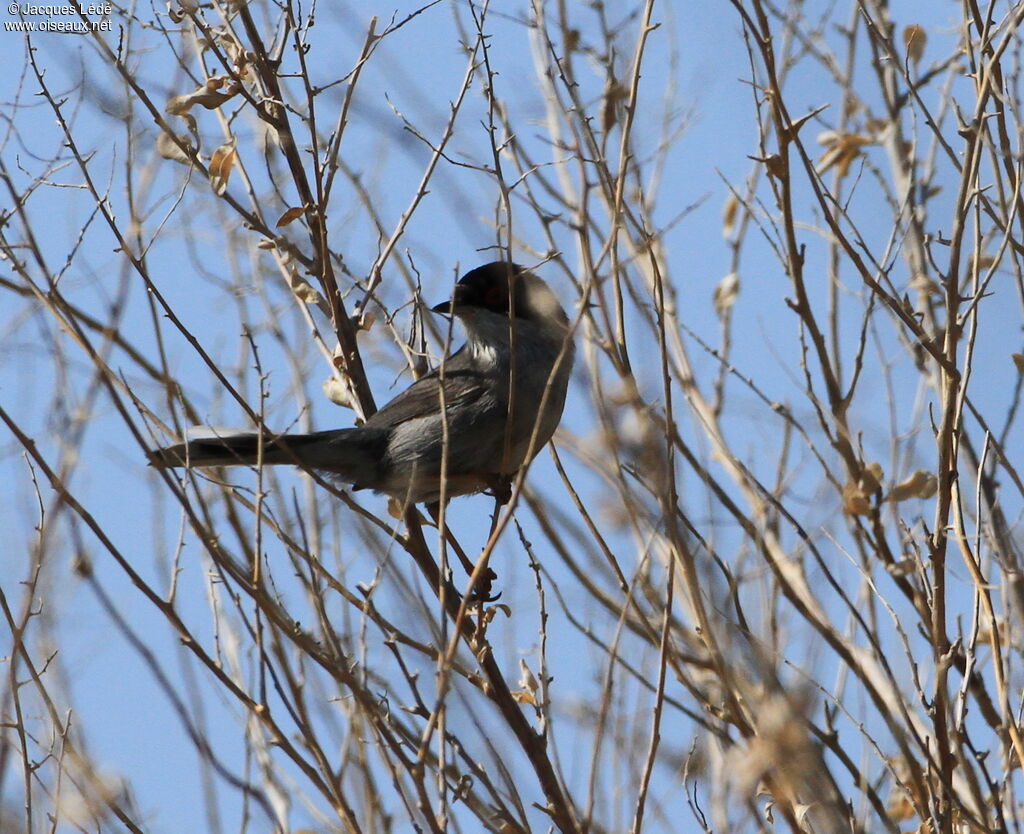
[903,24,926,67]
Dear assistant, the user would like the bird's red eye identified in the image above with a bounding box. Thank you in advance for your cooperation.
[484,286,505,308]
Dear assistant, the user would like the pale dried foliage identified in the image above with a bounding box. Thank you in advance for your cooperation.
[1,1,1023,833]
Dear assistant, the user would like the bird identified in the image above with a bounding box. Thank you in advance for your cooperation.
[149,261,575,505]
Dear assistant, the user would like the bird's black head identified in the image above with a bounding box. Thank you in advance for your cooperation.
[431,262,553,322]
[431,262,523,319]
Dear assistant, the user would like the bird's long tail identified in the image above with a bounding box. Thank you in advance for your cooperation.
[148,428,388,488]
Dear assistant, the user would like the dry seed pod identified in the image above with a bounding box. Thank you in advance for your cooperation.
[903,24,926,66]
[713,272,740,316]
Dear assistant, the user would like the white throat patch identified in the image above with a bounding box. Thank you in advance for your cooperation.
[469,339,501,366]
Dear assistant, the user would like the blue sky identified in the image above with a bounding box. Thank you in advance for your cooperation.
[2,1,1018,831]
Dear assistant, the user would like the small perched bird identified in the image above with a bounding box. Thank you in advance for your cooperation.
[149,262,574,504]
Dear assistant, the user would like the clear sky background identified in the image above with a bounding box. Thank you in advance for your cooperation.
[2,1,1017,831]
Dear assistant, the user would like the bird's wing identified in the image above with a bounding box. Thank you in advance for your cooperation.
[364,357,494,431]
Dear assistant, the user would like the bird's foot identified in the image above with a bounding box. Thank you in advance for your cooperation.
[483,474,514,505]
[466,566,501,603]
[443,569,500,605]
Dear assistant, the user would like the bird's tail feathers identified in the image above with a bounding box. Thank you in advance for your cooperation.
[148,428,387,488]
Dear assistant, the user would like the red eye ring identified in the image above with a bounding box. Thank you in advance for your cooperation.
[484,286,505,308]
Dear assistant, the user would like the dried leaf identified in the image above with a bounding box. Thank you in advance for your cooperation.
[792,803,815,828]
[510,689,537,706]
[713,272,740,317]
[976,619,1008,648]
[844,463,883,516]
[763,153,786,179]
[909,273,942,297]
[915,473,938,499]
[842,481,872,516]
[817,132,873,180]
[722,193,739,239]
[353,310,376,332]
[967,252,995,274]
[257,238,276,250]
[887,559,916,578]
[289,277,322,305]
[889,470,937,502]
[482,603,512,624]
[886,791,916,822]
[208,143,237,196]
[903,24,926,66]
[1013,353,1024,375]
[864,118,889,137]
[165,95,192,116]
[165,78,241,115]
[331,343,346,369]
[276,206,305,227]
[323,376,355,409]
[293,282,322,305]
[861,462,884,493]
[518,659,539,694]
[602,81,628,132]
[179,112,198,136]
[286,269,328,315]
[156,131,195,165]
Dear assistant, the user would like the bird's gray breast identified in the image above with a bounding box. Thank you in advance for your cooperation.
[475,325,571,472]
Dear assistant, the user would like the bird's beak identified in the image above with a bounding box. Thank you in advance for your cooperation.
[430,284,466,315]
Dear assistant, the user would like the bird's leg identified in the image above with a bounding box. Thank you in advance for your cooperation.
[464,513,499,603]
[425,502,473,573]
[464,483,516,605]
